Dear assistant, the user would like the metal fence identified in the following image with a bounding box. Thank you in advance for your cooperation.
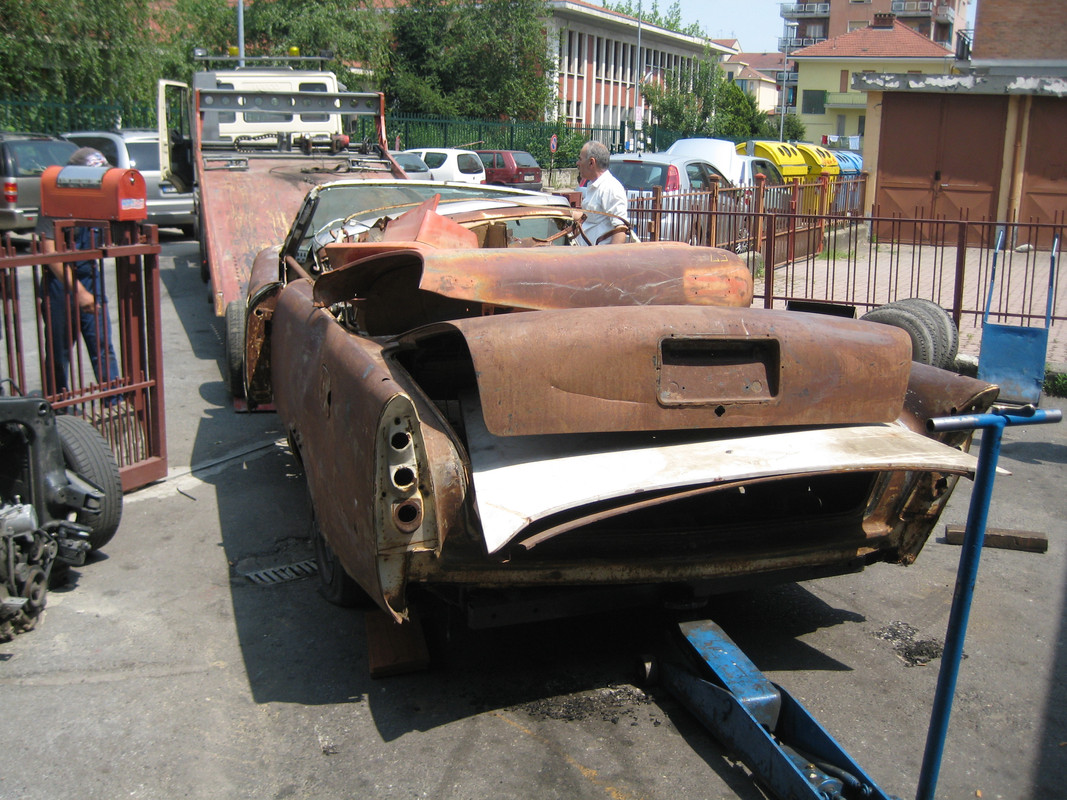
[349,112,624,167]
[0,98,155,135]
[627,177,1064,360]
[0,223,167,491]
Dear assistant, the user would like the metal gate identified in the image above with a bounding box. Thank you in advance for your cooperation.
[0,222,167,491]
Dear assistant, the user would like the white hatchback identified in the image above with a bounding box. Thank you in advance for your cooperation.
[404,148,486,183]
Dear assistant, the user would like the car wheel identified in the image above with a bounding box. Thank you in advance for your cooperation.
[55,414,123,550]
[860,305,936,366]
[225,301,246,399]
[310,510,369,608]
[891,298,959,370]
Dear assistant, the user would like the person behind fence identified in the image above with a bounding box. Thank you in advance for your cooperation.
[576,140,629,245]
[36,147,120,402]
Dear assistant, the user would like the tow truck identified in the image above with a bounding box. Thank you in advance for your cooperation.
[157,51,406,396]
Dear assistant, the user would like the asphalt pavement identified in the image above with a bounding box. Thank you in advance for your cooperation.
[1,233,1065,800]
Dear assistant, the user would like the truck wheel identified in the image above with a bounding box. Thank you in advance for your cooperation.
[860,305,936,366]
[55,414,123,550]
[225,301,246,399]
[891,298,959,370]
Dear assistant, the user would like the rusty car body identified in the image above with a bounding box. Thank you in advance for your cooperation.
[241,180,999,626]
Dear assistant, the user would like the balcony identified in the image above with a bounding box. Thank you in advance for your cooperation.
[825,92,867,108]
[779,36,827,51]
[891,0,934,16]
[780,3,830,18]
[934,4,955,23]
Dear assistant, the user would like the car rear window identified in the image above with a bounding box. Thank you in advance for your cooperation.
[457,154,482,174]
[512,151,539,168]
[7,140,78,176]
[66,136,120,166]
[611,161,666,191]
[126,141,160,171]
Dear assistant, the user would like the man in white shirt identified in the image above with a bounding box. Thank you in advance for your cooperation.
[576,141,629,245]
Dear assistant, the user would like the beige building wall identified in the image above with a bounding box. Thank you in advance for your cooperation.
[794,55,952,142]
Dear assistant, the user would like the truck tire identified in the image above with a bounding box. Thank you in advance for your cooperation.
[55,414,123,550]
[891,298,959,370]
[225,301,246,399]
[860,305,936,366]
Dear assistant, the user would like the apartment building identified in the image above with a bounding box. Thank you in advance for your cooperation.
[790,15,953,143]
[779,0,971,51]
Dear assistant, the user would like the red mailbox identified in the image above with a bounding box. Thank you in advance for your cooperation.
[40,165,147,222]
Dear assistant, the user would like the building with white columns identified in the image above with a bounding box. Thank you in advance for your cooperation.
[544,1,736,135]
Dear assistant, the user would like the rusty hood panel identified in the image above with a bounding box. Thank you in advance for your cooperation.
[398,305,913,436]
[314,240,753,312]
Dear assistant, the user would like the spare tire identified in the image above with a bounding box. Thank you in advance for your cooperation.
[891,298,959,370]
[860,305,936,366]
[55,414,123,550]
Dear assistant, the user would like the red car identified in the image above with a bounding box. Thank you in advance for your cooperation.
[476,149,542,191]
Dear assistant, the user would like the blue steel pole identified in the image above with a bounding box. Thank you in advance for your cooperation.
[916,406,1061,800]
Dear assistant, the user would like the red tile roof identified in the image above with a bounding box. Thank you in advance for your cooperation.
[792,19,953,59]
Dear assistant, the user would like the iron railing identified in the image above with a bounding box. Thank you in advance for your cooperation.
[0,223,167,491]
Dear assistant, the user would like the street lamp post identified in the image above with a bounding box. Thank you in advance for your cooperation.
[779,21,798,142]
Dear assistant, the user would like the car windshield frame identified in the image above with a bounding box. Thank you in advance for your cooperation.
[285,182,568,257]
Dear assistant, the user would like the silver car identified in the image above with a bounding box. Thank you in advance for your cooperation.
[0,132,78,232]
[64,129,196,237]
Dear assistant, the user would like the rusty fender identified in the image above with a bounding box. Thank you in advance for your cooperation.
[888,362,1000,562]
[271,280,468,620]
[243,246,286,407]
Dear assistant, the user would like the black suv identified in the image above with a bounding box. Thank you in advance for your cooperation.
[1,132,78,232]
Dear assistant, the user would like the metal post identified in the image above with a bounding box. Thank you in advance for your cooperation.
[237,1,245,67]
[917,406,1062,800]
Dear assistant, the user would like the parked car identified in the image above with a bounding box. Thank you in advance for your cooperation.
[737,155,785,186]
[64,130,196,237]
[403,148,486,183]
[235,178,997,628]
[0,133,78,232]
[610,152,735,244]
[666,138,785,187]
[476,149,543,191]
[393,151,432,180]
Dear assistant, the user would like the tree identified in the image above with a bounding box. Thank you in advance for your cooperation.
[0,0,165,108]
[641,58,782,140]
[602,1,704,37]
[382,0,553,121]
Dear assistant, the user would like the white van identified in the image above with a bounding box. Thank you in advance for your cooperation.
[191,67,346,142]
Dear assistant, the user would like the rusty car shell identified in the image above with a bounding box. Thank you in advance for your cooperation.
[244,181,998,624]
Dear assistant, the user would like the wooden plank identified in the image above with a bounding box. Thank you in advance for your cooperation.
[944,525,1048,553]
[365,607,430,678]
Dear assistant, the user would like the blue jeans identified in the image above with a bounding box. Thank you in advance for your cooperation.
[42,266,121,403]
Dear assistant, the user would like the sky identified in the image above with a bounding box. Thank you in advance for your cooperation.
[675,0,785,53]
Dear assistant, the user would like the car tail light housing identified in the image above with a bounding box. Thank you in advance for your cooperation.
[3,180,15,204]
[665,165,680,192]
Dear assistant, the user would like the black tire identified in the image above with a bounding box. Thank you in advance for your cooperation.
[198,232,210,284]
[860,305,936,366]
[55,414,123,550]
[225,301,246,399]
[892,298,959,370]
[311,513,368,608]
